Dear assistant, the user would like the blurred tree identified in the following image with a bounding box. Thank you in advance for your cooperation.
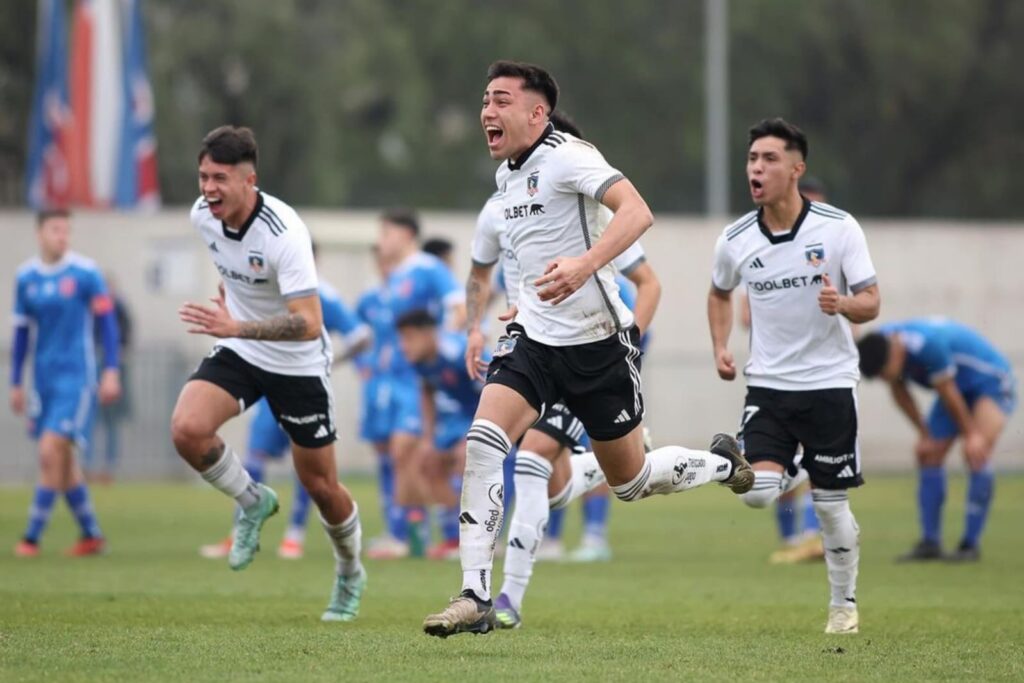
[1,0,1021,217]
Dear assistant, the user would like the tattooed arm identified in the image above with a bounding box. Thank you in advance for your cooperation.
[464,262,494,380]
[179,292,324,341]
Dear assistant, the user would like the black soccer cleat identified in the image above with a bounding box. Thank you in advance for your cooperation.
[945,541,980,563]
[709,433,755,494]
[896,539,945,563]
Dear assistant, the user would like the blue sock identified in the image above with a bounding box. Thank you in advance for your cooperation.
[962,470,994,548]
[442,475,462,543]
[918,466,946,544]
[801,490,820,533]
[502,452,516,509]
[376,452,404,539]
[775,497,798,543]
[64,484,103,539]
[547,506,566,541]
[582,493,610,539]
[24,486,58,544]
[289,475,311,530]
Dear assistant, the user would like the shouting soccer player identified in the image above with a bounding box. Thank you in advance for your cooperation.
[171,126,365,622]
[422,61,753,638]
[11,210,121,557]
[857,319,1016,562]
[708,119,881,634]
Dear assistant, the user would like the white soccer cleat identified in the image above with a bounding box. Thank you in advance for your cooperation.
[534,538,565,562]
[825,606,859,634]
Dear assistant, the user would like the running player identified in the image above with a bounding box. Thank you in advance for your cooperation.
[857,319,1016,562]
[172,126,365,622]
[708,118,880,634]
[199,260,370,560]
[377,210,466,556]
[11,210,121,557]
[422,61,752,638]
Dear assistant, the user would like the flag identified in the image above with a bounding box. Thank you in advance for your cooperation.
[114,0,160,209]
[25,0,73,210]
[69,0,123,207]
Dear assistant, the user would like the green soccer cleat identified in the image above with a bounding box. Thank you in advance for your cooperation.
[228,484,279,571]
[493,593,522,630]
[321,567,367,622]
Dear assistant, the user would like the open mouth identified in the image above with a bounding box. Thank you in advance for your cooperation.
[206,197,224,212]
[485,125,504,146]
[750,179,764,197]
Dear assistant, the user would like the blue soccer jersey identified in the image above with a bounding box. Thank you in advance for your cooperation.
[411,332,486,451]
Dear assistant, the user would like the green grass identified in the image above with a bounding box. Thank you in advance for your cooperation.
[1,475,1022,682]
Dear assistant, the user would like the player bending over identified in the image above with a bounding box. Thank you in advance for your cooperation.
[857,319,1015,562]
[708,119,880,634]
[422,60,753,638]
[171,126,365,622]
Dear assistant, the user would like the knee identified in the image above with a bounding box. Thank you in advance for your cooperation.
[739,487,777,509]
[170,409,211,454]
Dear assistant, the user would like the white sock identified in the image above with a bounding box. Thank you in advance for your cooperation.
[500,451,553,612]
[200,445,261,509]
[812,490,859,608]
[549,451,606,510]
[460,420,511,602]
[611,446,732,501]
[321,504,363,578]
[740,471,783,508]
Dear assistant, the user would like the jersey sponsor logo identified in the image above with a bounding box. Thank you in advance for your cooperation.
[279,412,328,425]
[813,452,854,465]
[529,203,545,215]
[247,250,265,273]
[58,276,77,297]
[215,262,268,285]
[749,274,823,292]
[526,169,540,196]
[805,243,826,267]
[503,203,545,219]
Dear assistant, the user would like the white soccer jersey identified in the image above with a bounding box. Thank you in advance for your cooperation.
[470,124,634,343]
[711,200,877,391]
[191,191,332,376]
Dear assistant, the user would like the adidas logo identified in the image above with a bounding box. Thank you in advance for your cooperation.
[208,241,219,252]
[314,424,329,439]
[509,537,526,550]
[613,409,631,424]
[837,465,855,478]
[459,512,478,525]
[749,257,765,269]
[546,415,563,430]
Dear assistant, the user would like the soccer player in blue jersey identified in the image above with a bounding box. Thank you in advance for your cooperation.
[199,267,370,560]
[858,318,1016,562]
[396,310,488,560]
[10,210,121,557]
[375,209,466,556]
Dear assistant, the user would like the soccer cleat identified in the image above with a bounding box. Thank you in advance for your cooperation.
[14,539,40,558]
[534,538,565,562]
[825,606,859,634]
[277,538,304,560]
[228,484,279,571]
[426,539,460,561]
[423,590,497,638]
[199,536,233,559]
[65,537,107,557]
[896,539,944,563]
[709,433,755,494]
[321,567,367,622]
[769,534,825,564]
[945,542,980,563]
[366,535,410,560]
[568,538,612,563]
[493,593,522,630]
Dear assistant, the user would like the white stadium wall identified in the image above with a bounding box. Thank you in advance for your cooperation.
[1,209,1021,482]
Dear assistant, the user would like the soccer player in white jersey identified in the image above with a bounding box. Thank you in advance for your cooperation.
[171,126,365,622]
[707,118,881,634]
[422,61,754,638]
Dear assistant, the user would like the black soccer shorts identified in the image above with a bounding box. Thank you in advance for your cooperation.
[739,386,863,490]
[190,347,336,448]
[486,323,644,441]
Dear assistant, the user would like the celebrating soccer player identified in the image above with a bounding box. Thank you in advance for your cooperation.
[422,61,753,638]
[11,210,122,558]
[708,118,881,634]
[857,319,1016,562]
[171,126,365,622]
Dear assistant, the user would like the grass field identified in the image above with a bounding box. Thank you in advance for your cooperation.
[1,474,1022,682]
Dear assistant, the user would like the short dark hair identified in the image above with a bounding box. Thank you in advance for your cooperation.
[395,309,437,330]
[422,237,453,261]
[487,60,558,111]
[748,118,808,160]
[36,208,70,227]
[380,208,420,237]
[857,332,890,379]
[549,110,584,139]
[198,125,258,167]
